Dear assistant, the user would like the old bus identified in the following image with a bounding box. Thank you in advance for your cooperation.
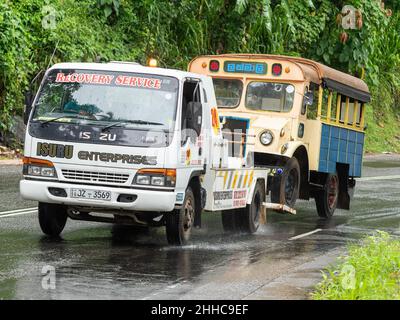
[189,54,371,218]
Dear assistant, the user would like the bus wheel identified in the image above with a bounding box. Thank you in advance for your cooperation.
[237,181,265,234]
[271,157,300,208]
[38,202,68,237]
[165,187,195,245]
[221,210,241,232]
[315,173,339,218]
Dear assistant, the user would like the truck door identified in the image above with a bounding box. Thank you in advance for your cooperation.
[180,78,205,169]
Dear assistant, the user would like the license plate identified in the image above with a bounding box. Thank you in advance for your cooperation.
[70,188,112,201]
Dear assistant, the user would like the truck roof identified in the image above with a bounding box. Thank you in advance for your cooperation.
[49,62,207,81]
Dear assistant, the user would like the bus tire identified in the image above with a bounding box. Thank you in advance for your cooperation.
[315,173,339,218]
[237,181,265,234]
[271,157,300,208]
[38,202,68,237]
[221,210,241,232]
[165,187,195,245]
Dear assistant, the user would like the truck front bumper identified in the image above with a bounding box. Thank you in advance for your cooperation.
[20,179,176,212]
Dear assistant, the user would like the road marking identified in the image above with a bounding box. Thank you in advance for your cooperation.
[358,175,400,181]
[0,210,37,219]
[0,207,37,216]
[289,228,322,241]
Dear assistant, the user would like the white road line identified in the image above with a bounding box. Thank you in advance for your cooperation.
[358,175,400,182]
[0,210,37,219]
[0,207,37,216]
[289,228,322,241]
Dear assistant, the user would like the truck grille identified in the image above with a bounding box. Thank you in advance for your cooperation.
[61,169,129,184]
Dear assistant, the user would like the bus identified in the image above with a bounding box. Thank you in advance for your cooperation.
[189,54,371,218]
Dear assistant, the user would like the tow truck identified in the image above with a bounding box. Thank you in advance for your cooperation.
[20,61,290,245]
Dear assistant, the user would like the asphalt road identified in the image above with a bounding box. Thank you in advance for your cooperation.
[0,155,399,300]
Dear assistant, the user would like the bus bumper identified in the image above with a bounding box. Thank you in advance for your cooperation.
[20,179,176,212]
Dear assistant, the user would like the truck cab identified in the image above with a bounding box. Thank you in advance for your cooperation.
[20,62,271,244]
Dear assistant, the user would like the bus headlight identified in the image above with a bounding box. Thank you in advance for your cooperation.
[23,157,57,178]
[133,169,176,188]
[260,130,274,146]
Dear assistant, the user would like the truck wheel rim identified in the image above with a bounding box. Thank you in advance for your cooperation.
[183,198,194,233]
[327,175,339,209]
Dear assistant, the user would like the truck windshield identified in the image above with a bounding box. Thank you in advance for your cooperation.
[32,69,179,131]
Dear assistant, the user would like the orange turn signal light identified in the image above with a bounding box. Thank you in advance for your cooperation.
[23,156,54,167]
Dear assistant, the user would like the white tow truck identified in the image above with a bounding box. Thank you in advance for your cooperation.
[20,62,289,245]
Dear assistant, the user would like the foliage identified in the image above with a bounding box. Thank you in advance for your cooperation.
[0,0,399,152]
[312,231,400,300]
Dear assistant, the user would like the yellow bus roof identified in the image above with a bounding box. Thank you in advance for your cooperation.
[189,54,371,103]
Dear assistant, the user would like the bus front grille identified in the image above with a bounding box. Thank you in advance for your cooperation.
[61,169,129,184]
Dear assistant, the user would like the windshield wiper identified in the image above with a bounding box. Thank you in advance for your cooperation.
[39,114,85,127]
[101,119,164,131]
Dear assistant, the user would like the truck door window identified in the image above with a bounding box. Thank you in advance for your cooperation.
[181,80,202,144]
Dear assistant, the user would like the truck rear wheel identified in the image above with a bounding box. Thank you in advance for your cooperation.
[315,173,339,218]
[237,181,265,234]
[165,187,195,245]
[38,202,68,237]
[221,210,241,232]
[271,157,300,208]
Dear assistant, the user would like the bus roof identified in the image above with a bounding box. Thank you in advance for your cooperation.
[189,54,371,103]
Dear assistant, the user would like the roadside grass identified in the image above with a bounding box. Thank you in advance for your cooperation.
[312,231,400,300]
[364,107,400,154]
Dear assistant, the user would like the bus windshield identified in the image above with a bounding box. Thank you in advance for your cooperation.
[245,82,295,113]
[32,69,179,131]
[213,78,243,108]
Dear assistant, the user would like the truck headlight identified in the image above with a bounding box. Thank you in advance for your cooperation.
[23,157,57,178]
[260,130,274,146]
[133,169,176,188]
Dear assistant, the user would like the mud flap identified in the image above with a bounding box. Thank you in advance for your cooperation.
[194,187,206,228]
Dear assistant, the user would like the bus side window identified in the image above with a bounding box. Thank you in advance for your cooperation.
[306,83,319,120]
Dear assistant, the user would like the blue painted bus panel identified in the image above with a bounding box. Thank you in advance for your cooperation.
[318,124,364,177]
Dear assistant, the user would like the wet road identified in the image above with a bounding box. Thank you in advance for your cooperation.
[0,155,399,300]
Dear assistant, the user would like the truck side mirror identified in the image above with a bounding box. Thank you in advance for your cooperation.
[23,90,33,125]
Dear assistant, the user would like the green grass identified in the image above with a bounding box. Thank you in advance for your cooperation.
[364,106,400,154]
[312,231,400,300]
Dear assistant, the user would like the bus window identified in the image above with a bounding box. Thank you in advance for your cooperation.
[307,83,320,119]
[212,78,243,108]
[340,97,361,125]
[246,82,295,112]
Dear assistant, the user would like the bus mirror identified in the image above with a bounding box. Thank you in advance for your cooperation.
[304,91,314,106]
[24,91,33,125]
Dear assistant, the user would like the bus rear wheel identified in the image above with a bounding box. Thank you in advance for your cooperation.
[315,173,339,218]
[271,157,300,208]
[165,187,195,245]
[38,202,68,237]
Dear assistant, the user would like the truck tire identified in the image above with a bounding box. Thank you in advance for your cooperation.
[270,157,300,208]
[38,202,68,237]
[165,187,195,245]
[237,181,265,234]
[221,210,241,232]
[315,173,339,218]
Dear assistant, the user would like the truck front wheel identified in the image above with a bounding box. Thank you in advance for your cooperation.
[165,187,195,245]
[38,202,68,237]
[271,157,300,208]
